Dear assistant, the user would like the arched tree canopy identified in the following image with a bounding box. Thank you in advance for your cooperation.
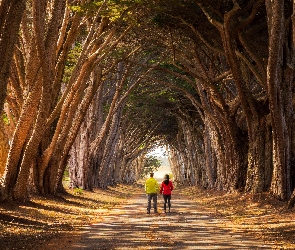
[1,0,295,206]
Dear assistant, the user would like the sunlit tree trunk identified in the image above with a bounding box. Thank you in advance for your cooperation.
[29,2,123,194]
[12,0,67,200]
[52,67,102,193]
[0,122,9,177]
[0,75,42,200]
[0,0,26,111]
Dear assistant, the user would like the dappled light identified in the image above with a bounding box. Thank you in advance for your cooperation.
[40,185,276,249]
[0,185,130,250]
[1,0,295,249]
[1,184,294,249]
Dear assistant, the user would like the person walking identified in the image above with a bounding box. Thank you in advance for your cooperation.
[160,174,174,213]
[145,172,159,214]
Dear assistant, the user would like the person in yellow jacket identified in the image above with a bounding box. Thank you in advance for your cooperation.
[145,172,159,214]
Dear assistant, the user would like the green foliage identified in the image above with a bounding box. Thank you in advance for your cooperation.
[68,1,105,14]
[140,155,161,177]
[73,187,83,195]
[62,167,70,187]
[125,83,179,145]
[160,62,196,93]
[2,113,9,125]
[68,0,143,22]
[63,167,69,179]
[63,42,83,83]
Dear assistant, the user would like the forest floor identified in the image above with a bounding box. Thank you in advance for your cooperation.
[0,182,294,249]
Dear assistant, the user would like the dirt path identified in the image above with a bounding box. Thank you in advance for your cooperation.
[40,189,274,249]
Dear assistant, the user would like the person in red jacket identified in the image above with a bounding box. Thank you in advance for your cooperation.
[160,174,174,213]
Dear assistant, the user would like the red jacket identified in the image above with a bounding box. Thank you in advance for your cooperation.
[160,181,174,195]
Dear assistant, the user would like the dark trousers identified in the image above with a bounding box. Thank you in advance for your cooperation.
[163,194,171,211]
[147,193,157,211]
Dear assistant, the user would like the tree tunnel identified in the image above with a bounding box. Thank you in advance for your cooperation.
[67,66,204,189]
[0,1,295,205]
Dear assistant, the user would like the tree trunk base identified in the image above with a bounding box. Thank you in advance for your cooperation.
[287,191,295,209]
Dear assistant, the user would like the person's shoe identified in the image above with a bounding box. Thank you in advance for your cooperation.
[164,209,166,213]
[154,210,158,213]
[147,210,150,214]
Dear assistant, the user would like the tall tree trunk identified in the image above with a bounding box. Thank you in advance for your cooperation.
[0,122,9,177]
[203,117,217,188]
[68,83,105,189]
[112,133,125,183]
[98,105,124,188]
[169,147,184,184]
[10,0,67,200]
[0,0,26,111]
[245,115,273,193]
[0,73,42,200]
[53,67,102,193]
[266,0,293,200]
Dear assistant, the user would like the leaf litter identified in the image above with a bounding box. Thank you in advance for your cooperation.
[0,183,294,249]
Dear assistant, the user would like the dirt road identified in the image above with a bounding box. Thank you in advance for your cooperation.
[40,188,274,249]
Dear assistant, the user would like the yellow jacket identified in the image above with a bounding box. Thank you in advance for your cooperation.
[145,177,159,194]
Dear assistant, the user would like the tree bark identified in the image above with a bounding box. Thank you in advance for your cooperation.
[0,0,26,111]
[52,66,102,193]
[0,72,42,200]
[266,0,292,200]
[0,122,9,177]
[12,0,67,201]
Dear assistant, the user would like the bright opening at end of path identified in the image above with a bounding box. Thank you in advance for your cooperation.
[148,146,172,182]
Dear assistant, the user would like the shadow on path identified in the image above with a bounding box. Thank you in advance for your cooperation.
[40,190,273,249]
